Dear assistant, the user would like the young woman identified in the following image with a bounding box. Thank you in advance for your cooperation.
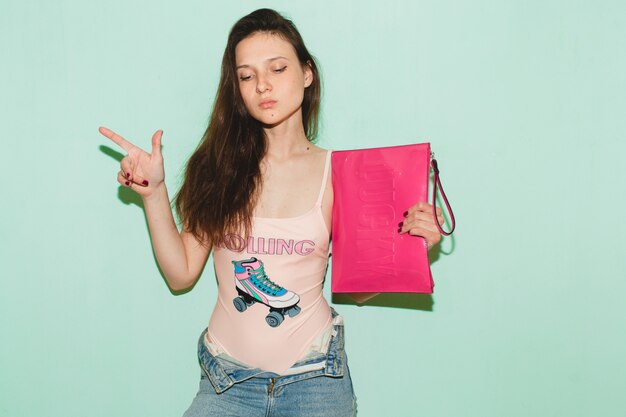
[99,8,444,417]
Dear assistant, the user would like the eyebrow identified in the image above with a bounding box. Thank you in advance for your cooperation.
[236,56,289,70]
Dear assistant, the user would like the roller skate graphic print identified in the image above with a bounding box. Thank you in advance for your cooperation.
[232,257,301,327]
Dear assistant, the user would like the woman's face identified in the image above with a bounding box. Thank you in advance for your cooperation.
[235,32,313,127]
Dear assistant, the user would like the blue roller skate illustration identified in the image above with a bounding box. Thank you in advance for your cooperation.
[232,257,301,327]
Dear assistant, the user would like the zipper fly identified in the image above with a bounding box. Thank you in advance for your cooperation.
[268,377,275,394]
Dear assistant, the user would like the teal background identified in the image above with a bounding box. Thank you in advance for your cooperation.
[1,0,625,416]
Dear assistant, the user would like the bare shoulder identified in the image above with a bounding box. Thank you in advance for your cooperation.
[301,143,328,162]
[312,145,333,231]
[285,143,328,172]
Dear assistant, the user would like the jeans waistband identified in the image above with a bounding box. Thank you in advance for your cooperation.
[197,307,345,394]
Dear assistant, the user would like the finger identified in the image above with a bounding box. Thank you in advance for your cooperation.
[401,207,445,230]
[406,209,435,223]
[99,126,136,152]
[400,218,440,234]
[405,207,445,228]
[407,228,441,248]
[405,224,437,237]
[129,172,149,187]
[151,130,163,158]
[405,204,443,222]
[119,158,149,187]
[117,170,132,187]
[405,201,430,216]
[120,156,135,180]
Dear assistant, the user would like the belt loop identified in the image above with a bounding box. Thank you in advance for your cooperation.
[324,311,345,377]
[197,329,234,394]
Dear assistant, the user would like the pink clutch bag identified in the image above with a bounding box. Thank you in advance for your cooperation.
[331,143,455,293]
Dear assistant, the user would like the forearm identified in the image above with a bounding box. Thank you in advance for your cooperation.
[141,183,194,290]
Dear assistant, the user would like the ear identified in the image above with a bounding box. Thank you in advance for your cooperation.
[303,60,314,88]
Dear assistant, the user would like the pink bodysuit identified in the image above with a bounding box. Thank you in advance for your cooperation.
[207,150,333,374]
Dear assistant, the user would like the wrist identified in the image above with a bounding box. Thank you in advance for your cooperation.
[141,181,167,204]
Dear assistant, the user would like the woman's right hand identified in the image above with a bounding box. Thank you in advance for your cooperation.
[98,127,165,198]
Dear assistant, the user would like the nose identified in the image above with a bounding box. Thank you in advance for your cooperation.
[256,75,272,94]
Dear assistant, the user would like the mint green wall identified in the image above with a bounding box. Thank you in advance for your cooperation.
[1,1,624,416]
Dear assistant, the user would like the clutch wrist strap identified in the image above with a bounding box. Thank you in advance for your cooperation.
[431,158,456,236]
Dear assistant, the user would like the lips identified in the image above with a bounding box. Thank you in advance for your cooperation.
[259,100,276,109]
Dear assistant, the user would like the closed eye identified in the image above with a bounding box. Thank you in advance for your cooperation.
[239,66,286,81]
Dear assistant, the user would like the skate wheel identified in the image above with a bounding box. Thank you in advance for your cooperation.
[233,297,247,312]
[286,305,301,318]
[265,311,284,327]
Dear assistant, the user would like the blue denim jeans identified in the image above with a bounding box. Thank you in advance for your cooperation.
[182,309,357,417]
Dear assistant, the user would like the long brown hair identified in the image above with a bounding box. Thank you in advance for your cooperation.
[175,8,322,247]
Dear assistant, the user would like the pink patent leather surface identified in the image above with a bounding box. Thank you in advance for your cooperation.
[331,143,434,293]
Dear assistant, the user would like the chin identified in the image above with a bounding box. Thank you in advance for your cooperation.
[255,107,300,128]
[259,117,286,128]
[257,113,284,126]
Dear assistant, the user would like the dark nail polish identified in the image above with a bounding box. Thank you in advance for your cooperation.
[398,222,403,227]
[125,181,130,186]
[142,180,149,186]
[126,172,131,178]
[397,228,402,233]
[403,211,408,217]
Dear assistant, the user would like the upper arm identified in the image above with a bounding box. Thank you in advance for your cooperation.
[180,229,212,284]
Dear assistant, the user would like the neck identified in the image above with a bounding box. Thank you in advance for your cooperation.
[262,110,310,159]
